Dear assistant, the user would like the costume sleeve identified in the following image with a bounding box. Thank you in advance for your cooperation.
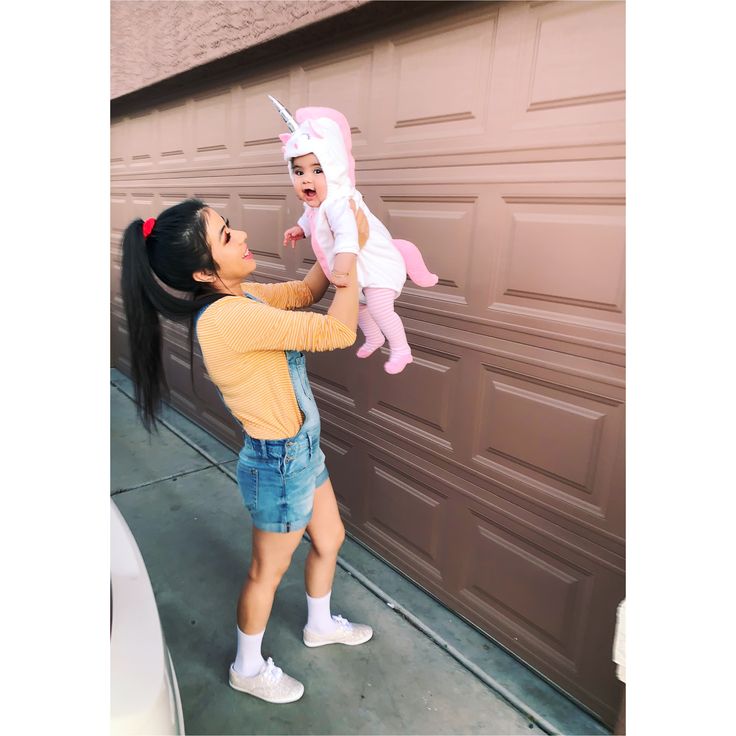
[209,297,356,353]
[325,198,360,255]
[241,280,314,309]
[298,209,311,238]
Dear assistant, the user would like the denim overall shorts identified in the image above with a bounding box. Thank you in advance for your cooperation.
[197,293,328,533]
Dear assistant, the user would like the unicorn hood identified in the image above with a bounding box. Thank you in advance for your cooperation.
[279,107,357,204]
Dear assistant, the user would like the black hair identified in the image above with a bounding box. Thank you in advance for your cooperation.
[120,198,225,431]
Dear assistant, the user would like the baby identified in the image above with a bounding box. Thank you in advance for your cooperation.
[273,102,437,374]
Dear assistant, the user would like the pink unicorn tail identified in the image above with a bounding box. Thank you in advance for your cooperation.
[392,239,438,288]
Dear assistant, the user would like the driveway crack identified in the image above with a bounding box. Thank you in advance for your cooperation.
[112,464,217,496]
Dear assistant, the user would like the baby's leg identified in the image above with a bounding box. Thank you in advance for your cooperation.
[357,304,385,358]
[364,287,413,374]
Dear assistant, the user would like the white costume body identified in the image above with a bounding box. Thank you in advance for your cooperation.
[297,194,406,301]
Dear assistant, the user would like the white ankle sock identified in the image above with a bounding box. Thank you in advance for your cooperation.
[233,627,266,677]
[306,590,338,634]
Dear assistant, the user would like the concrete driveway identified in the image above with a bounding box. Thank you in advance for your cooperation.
[110,369,609,736]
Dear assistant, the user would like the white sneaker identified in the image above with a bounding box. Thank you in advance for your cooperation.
[303,614,373,648]
[228,657,304,703]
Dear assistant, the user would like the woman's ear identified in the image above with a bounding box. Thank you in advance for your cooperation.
[192,269,216,284]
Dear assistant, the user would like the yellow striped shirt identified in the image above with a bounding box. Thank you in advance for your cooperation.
[196,280,356,439]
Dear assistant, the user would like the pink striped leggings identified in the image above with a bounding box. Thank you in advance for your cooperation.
[357,288,412,372]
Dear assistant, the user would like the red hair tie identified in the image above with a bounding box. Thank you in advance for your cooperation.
[142,218,156,239]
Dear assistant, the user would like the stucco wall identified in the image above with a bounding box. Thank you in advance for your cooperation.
[111,0,371,100]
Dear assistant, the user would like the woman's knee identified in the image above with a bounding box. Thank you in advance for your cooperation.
[248,556,292,588]
[311,523,346,557]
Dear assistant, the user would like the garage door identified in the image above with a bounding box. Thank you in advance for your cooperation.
[111,1,625,725]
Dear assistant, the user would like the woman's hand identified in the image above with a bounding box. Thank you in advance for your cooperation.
[330,270,351,288]
[331,252,357,288]
[283,226,305,248]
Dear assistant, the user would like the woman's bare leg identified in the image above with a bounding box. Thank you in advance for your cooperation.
[304,478,345,598]
[301,478,374,646]
[237,526,306,634]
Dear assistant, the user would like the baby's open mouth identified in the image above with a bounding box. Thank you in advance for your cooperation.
[303,188,316,198]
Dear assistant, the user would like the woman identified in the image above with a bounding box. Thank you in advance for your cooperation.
[121,198,372,704]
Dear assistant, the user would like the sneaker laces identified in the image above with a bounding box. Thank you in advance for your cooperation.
[261,657,283,684]
[332,614,353,631]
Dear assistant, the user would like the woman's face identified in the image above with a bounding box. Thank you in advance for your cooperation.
[202,208,255,290]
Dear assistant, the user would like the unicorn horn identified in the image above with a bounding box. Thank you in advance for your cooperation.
[267,95,298,132]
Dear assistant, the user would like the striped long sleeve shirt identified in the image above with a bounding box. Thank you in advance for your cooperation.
[196,279,356,439]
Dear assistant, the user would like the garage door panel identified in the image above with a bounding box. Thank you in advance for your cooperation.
[453,498,622,722]
[306,354,360,413]
[111,236,123,300]
[527,3,625,111]
[384,7,497,144]
[111,120,126,173]
[111,193,128,231]
[476,373,606,490]
[161,331,198,410]
[238,194,289,268]
[129,192,156,222]
[364,455,449,586]
[192,87,233,164]
[128,112,156,170]
[471,361,623,536]
[191,366,243,448]
[304,49,373,152]
[239,75,291,160]
[492,195,625,324]
[111,306,130,373]
[156,100,189,167]
[319,428,359,522]
[168,385,199,419]
[459,507,592,663]
[365,343,460,454]
[195,407,242,450]
[381,194,477,300]
[490,1,625,148]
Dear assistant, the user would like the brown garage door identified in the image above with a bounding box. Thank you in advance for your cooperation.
[111,1,625,725]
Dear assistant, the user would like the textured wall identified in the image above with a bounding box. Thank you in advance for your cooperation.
[111,0,371,99]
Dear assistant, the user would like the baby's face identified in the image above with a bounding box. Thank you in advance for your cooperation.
[292,153,327,208]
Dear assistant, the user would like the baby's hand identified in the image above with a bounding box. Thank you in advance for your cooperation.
[330,270,350,288]
[283,226,305,248]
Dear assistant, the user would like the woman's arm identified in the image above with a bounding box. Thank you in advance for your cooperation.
[205,297,357,353]
[325,260,359,332]
[303,262,330,304]
[303,261,359,333]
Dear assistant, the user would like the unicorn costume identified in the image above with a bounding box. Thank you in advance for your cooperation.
[274,101,437,374]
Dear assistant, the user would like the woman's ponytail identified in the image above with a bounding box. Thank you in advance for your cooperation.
[120,218,167,431]
[120,199,225,431]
